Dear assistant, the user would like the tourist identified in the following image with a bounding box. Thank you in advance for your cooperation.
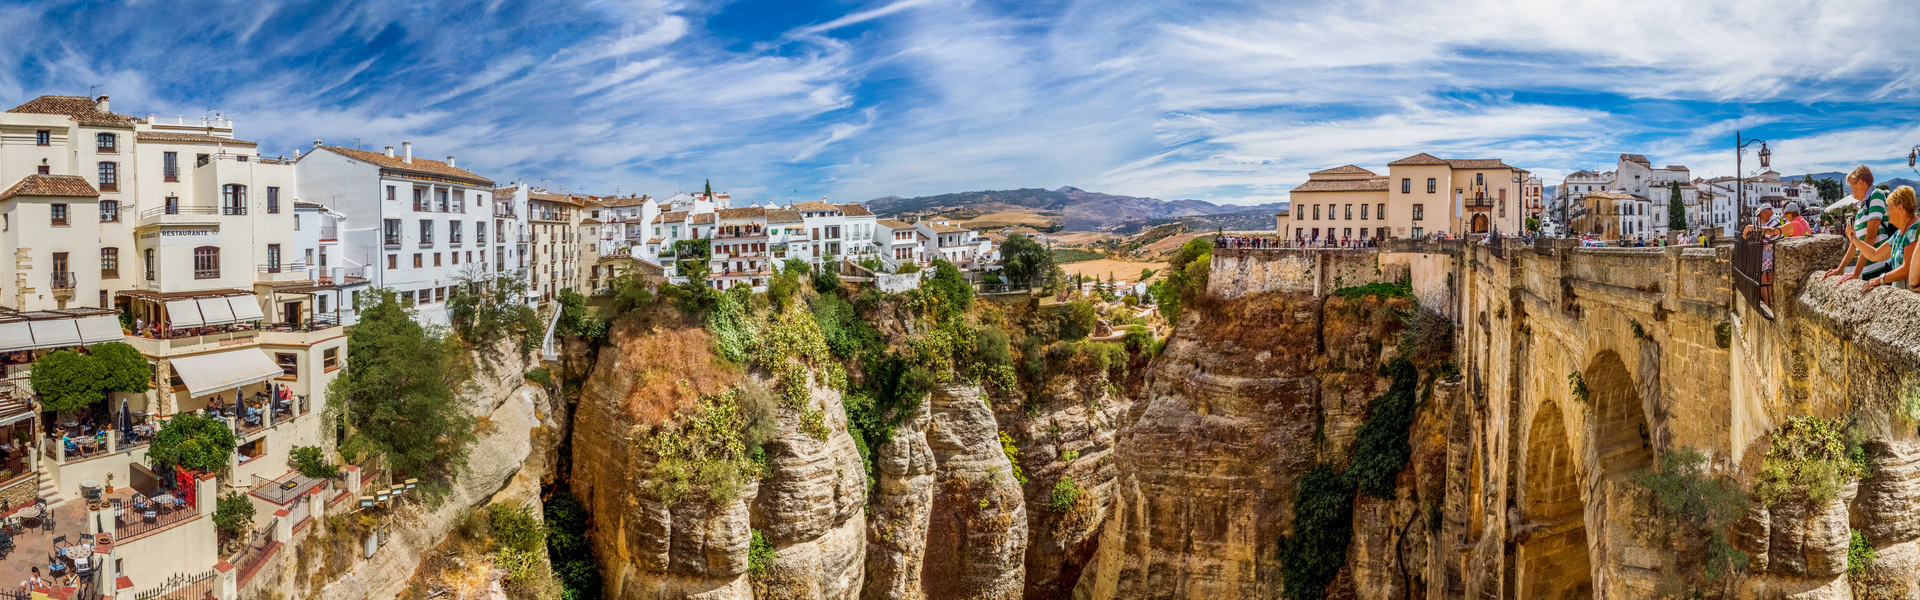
[1825,166,1893,284]
[1780,203,1811,238]
[20,566,40,591]
[1848,186,1920,291]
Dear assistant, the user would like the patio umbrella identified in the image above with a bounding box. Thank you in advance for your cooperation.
[118,399,130,435]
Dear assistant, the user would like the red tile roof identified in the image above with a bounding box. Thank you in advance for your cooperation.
[838,203,873,216]
[135,131,257,146]
[318,146,494,186]
[716,207,767,220]
[1290,176,1389,193]
[1310,164,1376,176]
[6,95,136,127]
[1388,153,1449,166]
[0,174,101,201]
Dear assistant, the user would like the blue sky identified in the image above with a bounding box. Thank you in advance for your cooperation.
[5,0,1920,206]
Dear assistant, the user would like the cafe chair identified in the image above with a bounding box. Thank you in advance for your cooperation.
[51,535,66,549]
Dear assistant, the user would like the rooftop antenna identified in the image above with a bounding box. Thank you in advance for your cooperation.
[353,137,363,151]
[87,84,102,98]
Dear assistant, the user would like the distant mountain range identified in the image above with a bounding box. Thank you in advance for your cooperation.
[1784,172,1920,191]
[861,186,1285,231]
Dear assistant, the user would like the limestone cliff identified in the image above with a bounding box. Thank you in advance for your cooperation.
[923,385,1030,600]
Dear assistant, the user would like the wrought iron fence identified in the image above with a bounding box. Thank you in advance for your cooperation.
[1733,231,1774,319]
[134,568,216,600]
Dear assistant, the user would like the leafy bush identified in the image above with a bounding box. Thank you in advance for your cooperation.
[213,491,255,538]
[1047,476,1081,512]
[1849,528,1875,578]
[1397,307,1454,369]
[1755,416,1868,505]
[524,367,552,388]
[1331,280,1412,299]
[1567,371,1589,404]
[923,259,974,319]
[812,293,881,360]
[290,445,341,479]
[1002,234,1054,287]
[707,285,758,363]
[1632,446,1750,581]
[1347,358,1419,498]
[1156,239,1212,325]
[32,342,153,414]
[748,529,777,577]
[1058,301,1097,341]
[543,490,602,600]
[638,389,766,505]
[148,412,237,473]
[999,431,1028,485]
[1049,248,1104,263]
[488,503,548,583]
[1279,464,1354,600]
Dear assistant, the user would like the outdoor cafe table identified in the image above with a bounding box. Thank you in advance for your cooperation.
[15,504,41,520]
[63,545,91,562]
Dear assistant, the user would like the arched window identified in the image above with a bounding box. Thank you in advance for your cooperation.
[194,246,219,279]
[221,184,246,215]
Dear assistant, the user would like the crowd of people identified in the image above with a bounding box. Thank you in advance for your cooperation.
[1816,165,1920,291]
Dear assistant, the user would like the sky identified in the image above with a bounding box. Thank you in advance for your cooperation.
[6,0,1920,206]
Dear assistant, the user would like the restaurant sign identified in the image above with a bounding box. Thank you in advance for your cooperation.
[140,228,219,247]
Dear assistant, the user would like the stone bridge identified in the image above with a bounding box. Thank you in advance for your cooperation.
[1212,236,1920,598]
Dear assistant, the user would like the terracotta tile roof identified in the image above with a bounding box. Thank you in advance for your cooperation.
[581,217,602,225]
[654,211,688,223]
[791,201,836,211]
[492,186,519,201]
[318,146,494,186]
[1310,164,1376,176]
[599,195,652,208]
[922,221,968,233]
[876,219,914,228]
[766,209,802,223]
[1621,154,1651,166]
[134,131,257,146]
[646,237,665,244]
[0,174,100,201]
[838,203,873,216]
[690,213,715,224]
[1663,165,1688,171]
[6,96,136,127]
[1444,158,1512,170]
[716,207,767,220]
[1388,152,1449,166]
[1290,176,1389,193]
[528,190,591,207]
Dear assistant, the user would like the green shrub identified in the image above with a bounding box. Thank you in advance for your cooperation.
[213,491,255,538]
[1567,371,1589,404]
[1279,464,1353,600]
[32,342,153,414]
[707,285,758,363]
[328,289,475,503]
[1047,476,1081,512]
[524,367,552,387]
[1049,248,1104,263]
[543,490,602,600]
[1632,446,1750,581]
[748,529,777,577]
[1849,528,1875,578]
[999,431,1028,485]
[1331,280,1412,299]
[1755,416,1868,505]
[1156,239,1212,325]
[290,445,341,479]
[637,389,767,505]
[148,412,238,474]
[812,293,881,360]
[1347,358,1419,498]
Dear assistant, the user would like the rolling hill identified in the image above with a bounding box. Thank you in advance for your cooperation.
[1784,172,1920,191]
[861,186,1285,231]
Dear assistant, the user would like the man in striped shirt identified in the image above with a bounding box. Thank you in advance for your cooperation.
[1826,165,1895,284]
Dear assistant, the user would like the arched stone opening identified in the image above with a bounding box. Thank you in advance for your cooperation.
[1585,350,1651,481]
[1518,401,1593,599]
[1471,213,1489,234]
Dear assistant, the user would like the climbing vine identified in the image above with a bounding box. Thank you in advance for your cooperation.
[1567,371,1589,404]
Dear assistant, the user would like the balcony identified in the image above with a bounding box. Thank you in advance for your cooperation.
[715,229,768,239]
[49,272,76,297]
[384,235,402,248]
[136,205,245,226]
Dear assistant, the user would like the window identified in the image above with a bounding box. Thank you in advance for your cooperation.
[1344,204,1353,219]
[388,254,397,269]
[267,187,281,213]
[1312,205,1320,220]
[1401,178,1410,193]
[435,287,446,303]
[51,253,68,288]
[1426,178,1436,193]
[413,188,427,211]
[267,244,281,271]
[386,185,396,201]
[238,439,265,461]
[402,290,415,306]
[165,196,179,214]
[1412,204,1425,221]
[434,253,442,267]
[96,133,116,153]
[194,246,219,279]
[101,248,118,279]
[383,218,402,246]
[145,249,155,281]
[323,348,339,372]
[476,221,486,244]
[98,200,118,222]
[275,353,298,378]
[97,162,117,192]
[419,220,434,245]
[437,189,450,212]
[221,184,246,215]
[413,254,423,268]
[451,252,460,265]
[1360,204,1369,220]
[1377,204,1385,220]
[450,223,463,245]
[50,204,68,226]
[35,131,50,146]
[1411,227,1425,238]
[163,152,179,182]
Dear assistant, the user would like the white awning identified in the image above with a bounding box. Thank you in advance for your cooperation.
[76,316,122,344]
[197,297,236,326]
[166,299,204,328]
[28,319,80,349]
[0,322,32,353]
[228,296,265,323]
[170,349,282,399]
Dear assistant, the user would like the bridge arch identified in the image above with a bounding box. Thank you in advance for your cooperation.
[1584,349,1652,483]
[1517,400,1593,599]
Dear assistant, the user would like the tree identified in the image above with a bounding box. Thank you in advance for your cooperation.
[1000,234,1053,288]
[290,445,341,479]
[1157,238,1213,324]
[326,289,477,502]
[925,258,974,317]
[1814,177,1845,204]
[1668,182,1687,232]
[1059,301,1098,341]
[148,412,238,473]
[32,342,152,415]
[213,491,255,539]
[704,179,713,199]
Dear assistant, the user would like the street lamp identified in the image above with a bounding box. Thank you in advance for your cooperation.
[1908,145,1920,176]
[1736,132,1770,228]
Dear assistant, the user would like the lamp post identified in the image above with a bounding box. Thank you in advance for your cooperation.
[1908,145,1920,176]
[1736,132,1771,228]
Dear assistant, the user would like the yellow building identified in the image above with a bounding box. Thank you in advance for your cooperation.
[1285,165,1388,242]
[1289,153,1534,241]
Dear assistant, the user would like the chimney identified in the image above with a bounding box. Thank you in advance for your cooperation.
[384,145,395,157]
[402,141,413,164]
[294,149,303,159]
[95,95,109,112]
[446,155,456,168]
[313,139,323,149]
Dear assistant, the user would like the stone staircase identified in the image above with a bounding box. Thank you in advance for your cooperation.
[34,460,62,505]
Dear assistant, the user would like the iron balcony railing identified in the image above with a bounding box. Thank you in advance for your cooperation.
[49,271,76,291]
